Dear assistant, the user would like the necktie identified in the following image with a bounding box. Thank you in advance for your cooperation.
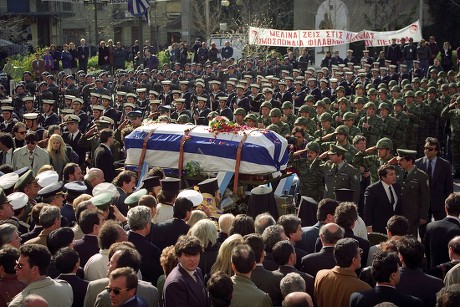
[427,159,433,183]
[389,186,395,208]
[333,165,339,175]
[403,171,408,181]
[29,151,34,167]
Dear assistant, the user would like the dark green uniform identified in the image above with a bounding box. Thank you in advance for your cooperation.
[288,155,324,202]
[441,102,460,174]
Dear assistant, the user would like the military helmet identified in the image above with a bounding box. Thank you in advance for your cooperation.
[319,112,332,122]
[269,108,282,117]
[260,101,273,109]
[354,97,364,105]
[343,112,355,121]
[415,90,425,97]
[367,88,377,95]
[336,86,346,92]
[378,102,391,110]
[266,124,280,133]
[363,102,376,109]
[244,113,258,121]
[281,101,294,109]
[391,85,401,92]
[335,125,349,135]
[393,99,404,107]
[298,105,311,113]
[177,114,191,124]
[304,95,315,102]
[376,137,393,150]
[388,80,398,87]
[233,108,246,116]
[305,141,320,153]
[404,90,415,98]
[427,87,437,94]
[314,100,326,108]
[294,117,309,127]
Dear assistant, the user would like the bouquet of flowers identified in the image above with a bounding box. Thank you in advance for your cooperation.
[208,116,251,137]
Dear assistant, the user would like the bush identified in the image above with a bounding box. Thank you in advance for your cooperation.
[9,47,46,80]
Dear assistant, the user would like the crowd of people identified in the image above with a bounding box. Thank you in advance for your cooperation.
[0,34,460,307]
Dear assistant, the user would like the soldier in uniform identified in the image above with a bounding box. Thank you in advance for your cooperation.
[391,99,409,150]
[217,96,233,120]
[332,96,350,128]
[319,144,360,203]
[40,100,59,129]
[72,98,89,133]
[441,96,460,178]
[342,112,361,139]
[358,102,383,147]
[403,90,421,151]
[314,112,335,140]
[378,102,398,140]
[297,105,317,136]
[193,96,211,125]
[281,101,297,131]
[288,141,324,202]
[258,101,272,128]
[394,149,430,237]
[354,137,395,184]
[101,94,119,123]
[0,106,18,133]
[170,98,191,121]
[269,108,290,137]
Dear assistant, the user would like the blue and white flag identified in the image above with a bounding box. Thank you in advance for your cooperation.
[128,0,150,17]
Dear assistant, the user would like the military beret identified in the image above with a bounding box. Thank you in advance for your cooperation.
[124,188,148,207]
[7,192,28,210]
[269,108,282,117]
[0,172,19,190]
[376,137,393,150]
[160,177,181,192]
[91,192,113,210]
[177,190,203,208]
[91,182,118,198]
[38,181,65,198]
[335,125,349,135]
[23,113,39,120]
[281,101,294,109]
[14,170,35,191]
[36,170,59,188]
[396,149,417,160]
[328,144,348,155]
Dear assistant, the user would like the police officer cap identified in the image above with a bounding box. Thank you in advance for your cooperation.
[427,87,437,94]
[198,178,219,195]
[91,182,118,198]
[244,113,258,122]
[281,101,293,109]
[379,102,391,110]
[304,95,315,102]
[0,172,19,190]
[319,112,332,122]
[177,190,203,208]
[328,144,348,155]
[142,176,161,190]
[38,181,65,198]
[343,112,355,121]
[14,170,35,191]
[266,124,280,133]
[305,141,320,153]
[160,177,181,192]
[363,102,376,109]
[335,125,349,135]
[233,108,246,116]
[124,188,148,207]
[396,149,417,160]
[294,117,309,127]
[64,181,88,198]
[269,108,282,117]
[260,101,273,109]
[91,192,113,211]
[177,114,191,124]
[7,192,28,211]
[127,111,143,119]
[393,99,404,107]
[64,114,81,123]
[376,137,393,150]
[36,170,59,188]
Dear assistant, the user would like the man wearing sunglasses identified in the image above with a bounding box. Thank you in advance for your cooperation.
[12,131,50,176]
[9,244,73,307]
[107,267,147,307]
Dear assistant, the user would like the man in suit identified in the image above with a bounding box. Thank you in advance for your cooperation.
[55,248,88,307]
[415,137,454,238]
[93,129,115,183]
[396,236,444,307]
[150,197,192,251]
[73,209,104,267]
[350,250,422,307]
[84,244,159,307]
[364,164,402,234]
[32,53,45,80]
[297,198,339,254]
[24,205,60,246]
[230,244,272,307]
[396,149,430,237]
[278,214,307,269]
[300,222,343,277]
[163,235,210,307]
[62,114,86,168]
[107,267,148,307]
[12,132,50,177]
[424,193,460,269]
[127,206,162,284]
[244,234,284,306]
[273,240,314,298]
[77,38,90,72]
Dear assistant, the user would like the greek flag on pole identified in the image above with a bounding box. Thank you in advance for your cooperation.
[128,0,150,17]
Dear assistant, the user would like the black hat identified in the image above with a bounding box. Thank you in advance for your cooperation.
[142,176,161,191]
[160,177,181,192]
[38,181,65,198]
[197,178,219,195]
[334,188,355,202]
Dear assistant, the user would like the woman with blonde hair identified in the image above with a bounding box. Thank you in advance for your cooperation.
[46,134,69,179]
[210,233,243,277]
[189,219,220,276]
[187,210,208,227]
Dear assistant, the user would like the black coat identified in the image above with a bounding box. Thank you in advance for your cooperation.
[150,218,190,251]
[364,181,402,234]
[73,234,99,267]
[275,265,314,297]
[62,131,86,166]
[396,267,444,307]
[350,285,423,307]
[57,274,89,307]
[128,231,163,284]
[93,144,115,182]
[300,246,336,277]
[423,217,460,268]
[297,222,323,254]
[251,265,284,306]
